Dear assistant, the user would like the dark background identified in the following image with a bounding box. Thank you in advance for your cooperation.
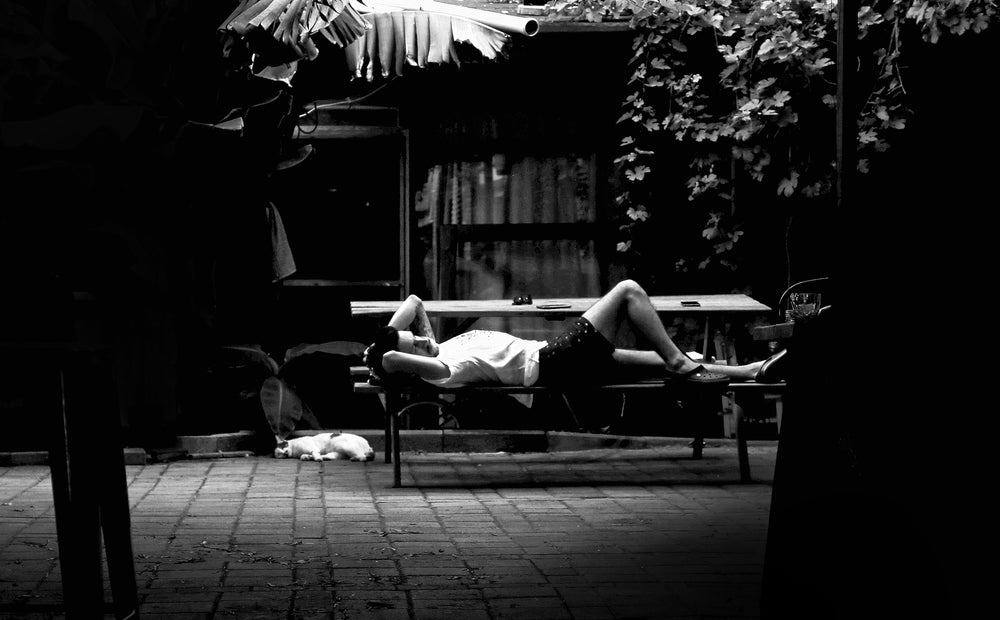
[1,3,992,616]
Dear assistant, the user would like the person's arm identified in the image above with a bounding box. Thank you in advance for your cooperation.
[388,295,436,340]
[381,350,450,380]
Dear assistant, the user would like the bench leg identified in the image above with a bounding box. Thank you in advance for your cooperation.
[690,385,728,460]
[692,436,704,459]
[392,407,401,488]
[380,393,391,464]
[383,392,402,487]
[690,389,709,460]
[559,393,582,430]
[383,412,392,465]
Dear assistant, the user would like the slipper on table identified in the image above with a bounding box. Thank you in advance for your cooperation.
[664,365,729,385]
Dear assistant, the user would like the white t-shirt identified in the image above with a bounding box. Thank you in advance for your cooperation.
[425,330,548,387]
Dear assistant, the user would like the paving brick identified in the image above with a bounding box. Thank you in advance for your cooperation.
[0,442,777,618]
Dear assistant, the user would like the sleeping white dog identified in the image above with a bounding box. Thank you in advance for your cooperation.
[274,432,375,462]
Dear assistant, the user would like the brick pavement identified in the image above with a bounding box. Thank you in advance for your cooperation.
[0,441,777,619]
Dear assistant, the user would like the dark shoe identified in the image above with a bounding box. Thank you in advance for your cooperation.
[664,364,729,385]
[754,349,788,383]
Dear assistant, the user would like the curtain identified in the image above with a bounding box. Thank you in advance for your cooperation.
[417,153,601,340]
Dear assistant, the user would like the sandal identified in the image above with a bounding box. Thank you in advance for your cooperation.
[664,364,729,385]
[754,349,788,383]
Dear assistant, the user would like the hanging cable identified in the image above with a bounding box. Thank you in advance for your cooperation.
[297,77,397,120]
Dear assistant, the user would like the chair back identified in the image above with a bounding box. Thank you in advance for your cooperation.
[776,277,830,323]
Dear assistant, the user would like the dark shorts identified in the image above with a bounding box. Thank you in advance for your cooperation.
[536,317,616,387]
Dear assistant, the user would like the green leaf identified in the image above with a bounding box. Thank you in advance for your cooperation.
[771,90,791,106]
[777,171,799,197]
[220,344,280,375]
[627,207,649,221]
[260,376,304,439]
[625,165,651,181]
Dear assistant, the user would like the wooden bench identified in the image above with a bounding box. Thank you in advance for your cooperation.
[352,374,786,486]
[349,294,779,486]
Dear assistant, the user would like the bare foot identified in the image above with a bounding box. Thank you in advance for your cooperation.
[666,357,703,375]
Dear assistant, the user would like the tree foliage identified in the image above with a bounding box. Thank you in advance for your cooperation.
[547,0,995,282]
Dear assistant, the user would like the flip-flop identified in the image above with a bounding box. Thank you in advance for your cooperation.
[664,364,729,385]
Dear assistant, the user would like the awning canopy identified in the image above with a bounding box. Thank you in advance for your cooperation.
[220,0,539,82]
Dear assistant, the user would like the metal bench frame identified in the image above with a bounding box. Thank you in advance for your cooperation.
[354,379,786,487]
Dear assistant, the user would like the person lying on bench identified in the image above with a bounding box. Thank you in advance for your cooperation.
[363,279,786,388]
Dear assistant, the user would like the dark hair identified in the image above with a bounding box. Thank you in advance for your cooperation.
[365,326,399,379]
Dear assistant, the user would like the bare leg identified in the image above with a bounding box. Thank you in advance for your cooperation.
[582,280,712,375]
[612,349,764,380]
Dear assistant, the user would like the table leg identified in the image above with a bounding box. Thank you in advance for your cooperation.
[734,397,751,482]
[97,405,138,619]
[701,317,711,360]
[49,363,105,618]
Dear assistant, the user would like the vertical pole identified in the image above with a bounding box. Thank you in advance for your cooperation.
[836,0,857,217]
[400,130,411,299]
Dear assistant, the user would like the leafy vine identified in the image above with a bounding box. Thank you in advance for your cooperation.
[546,0,995,282]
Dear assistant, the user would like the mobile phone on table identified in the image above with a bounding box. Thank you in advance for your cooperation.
[681,300,700,307]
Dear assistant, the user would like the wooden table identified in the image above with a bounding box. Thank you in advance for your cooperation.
[352,294,771,358]
[9,342,139,619]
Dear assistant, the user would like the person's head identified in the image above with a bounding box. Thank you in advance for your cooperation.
[364,326,438,379]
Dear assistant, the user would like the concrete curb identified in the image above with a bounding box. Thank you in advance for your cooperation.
[1,429,738,466]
